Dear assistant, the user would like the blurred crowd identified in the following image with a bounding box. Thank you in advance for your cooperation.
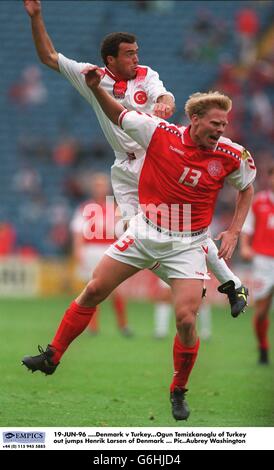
[2,2,274,257]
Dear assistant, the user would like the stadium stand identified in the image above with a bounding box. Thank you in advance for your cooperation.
[1,0,274,254]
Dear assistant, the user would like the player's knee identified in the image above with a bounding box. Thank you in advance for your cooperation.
[84,280,106,304]
[175,309,196,332]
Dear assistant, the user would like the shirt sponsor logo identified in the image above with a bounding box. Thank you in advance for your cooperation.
[134,90,148,105]
[169,145,185,156]
[3,431,45,443]
[207,160,223,178]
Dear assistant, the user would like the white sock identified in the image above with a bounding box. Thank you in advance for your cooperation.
[154,303,172,338]
[206,238,241,288]
[199,303,212,340]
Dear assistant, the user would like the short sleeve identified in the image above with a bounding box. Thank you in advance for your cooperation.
[226,149,256,190]
[145,68,175,103]
[58,53,96,106]
[118,110,160,150]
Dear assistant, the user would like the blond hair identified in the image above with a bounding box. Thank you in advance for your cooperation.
[185,91,232,119]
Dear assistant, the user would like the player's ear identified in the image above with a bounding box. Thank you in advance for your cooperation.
[107,55,115,66]
[191,114,199,125]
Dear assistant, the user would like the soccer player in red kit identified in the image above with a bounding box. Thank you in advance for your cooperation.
[23,0,249,334]
[23,71,256,421]
[241,165,274,364]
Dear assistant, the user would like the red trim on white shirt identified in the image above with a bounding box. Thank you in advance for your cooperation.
[135,66,148,82]
[118,109,130,128]
[104,67,117,81]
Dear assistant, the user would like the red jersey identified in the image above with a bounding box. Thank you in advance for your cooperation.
[70,198,116,245]
[242,190,274,257]
[119,111,256,231]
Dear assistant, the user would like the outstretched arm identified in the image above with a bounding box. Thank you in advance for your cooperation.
[215,184,254,260]
[81,66,125,124]
[23,0,59,71]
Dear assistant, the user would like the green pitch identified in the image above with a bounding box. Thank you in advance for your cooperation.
[0,297,273,427]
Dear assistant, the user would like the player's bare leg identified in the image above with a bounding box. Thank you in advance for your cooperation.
[22,256,139,374]
[169,278,204,420]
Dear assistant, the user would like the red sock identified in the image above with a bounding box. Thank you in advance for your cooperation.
[170,334,200,392]
[51,301,96,363]
[112,293,127,329]
[253,316,269,350]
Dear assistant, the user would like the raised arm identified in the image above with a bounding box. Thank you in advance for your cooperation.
[23,0,59,71]
[81,66,125,124]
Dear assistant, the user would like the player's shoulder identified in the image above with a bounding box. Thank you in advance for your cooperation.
[58,52,92,70]
[216,136,245,162]
[156,120,182,138]
[136,65,159,81]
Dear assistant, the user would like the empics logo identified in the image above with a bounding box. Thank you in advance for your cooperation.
[3,433,15,440]
[3,431,45,443]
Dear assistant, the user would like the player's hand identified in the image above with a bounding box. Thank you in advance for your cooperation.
[81,65,104,89]
[215,230,239,260]
[240,245,254,261]
[23,0,41,17]
[153,103,173,119]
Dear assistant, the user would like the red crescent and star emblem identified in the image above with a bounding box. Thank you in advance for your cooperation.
[134,90,148,105]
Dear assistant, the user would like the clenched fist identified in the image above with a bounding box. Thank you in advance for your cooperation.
[81,65,105,90]
[23,0,41,17]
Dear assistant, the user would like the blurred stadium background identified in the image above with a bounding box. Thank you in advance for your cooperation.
[0,0,274,427]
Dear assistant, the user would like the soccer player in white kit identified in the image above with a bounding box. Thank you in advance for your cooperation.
[23,72,256,421]
[23,0,249,335]
[241,165,274,365]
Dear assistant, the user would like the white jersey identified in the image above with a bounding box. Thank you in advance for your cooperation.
[58,53,173,217]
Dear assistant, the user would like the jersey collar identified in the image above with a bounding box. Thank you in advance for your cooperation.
[182,126,197,147]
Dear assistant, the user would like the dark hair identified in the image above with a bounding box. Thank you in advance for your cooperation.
[100,32,136,65]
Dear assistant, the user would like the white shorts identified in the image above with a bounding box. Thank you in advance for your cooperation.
[149,262,170,286]
[252,254,274,300]
[105,213,209,280]
[111,157,145,221]
[75,244,109,282]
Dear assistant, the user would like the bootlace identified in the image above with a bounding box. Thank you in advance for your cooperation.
[38,345,46,356]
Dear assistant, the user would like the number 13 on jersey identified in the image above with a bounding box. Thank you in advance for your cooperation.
[178,167,202,187]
